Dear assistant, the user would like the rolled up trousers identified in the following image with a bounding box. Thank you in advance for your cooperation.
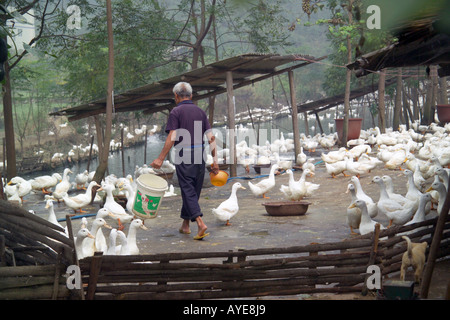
[174,146,205,222]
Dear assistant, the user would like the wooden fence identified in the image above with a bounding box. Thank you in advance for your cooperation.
[78,216,450,300]
[0,197,449,300]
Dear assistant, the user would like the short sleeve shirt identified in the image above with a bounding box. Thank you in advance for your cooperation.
[165,100,211,147]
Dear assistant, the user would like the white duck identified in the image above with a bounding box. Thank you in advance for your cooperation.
[106,228,119,255]
[248,164,279,199]
[372,176,416,227]
[296,147,307,167]
[103,182,134,230]
[74,228,95,260]
[302,158,316,173]
[435,167,449,190]
[44,199,64,231]
[31,172,62,194]
[212,182,246,226]
[94,208,117,251]
[106,229,130,255]
[350,176,378,218]
[81,218,112,257]
[116,230,130,255]
[125,219,148,255]
[325,158,348,178]
[348,200,385,235]
[346,183,361,235]
[61,181,101,214]
[404,170,431,215]
[280,169,308,201]
[119,181,136,213]
[345,156,371,178]
[384,149,407,170]
[426,181,447,215]
[164,184,177,197]
[321,147,348,163]
[52,168,73,202]
[273,152,292,170]
[413,163,427,192]
[381,175,411,207]
[405,193,432,226]
[7,176,32,202]
[75,170,89,189]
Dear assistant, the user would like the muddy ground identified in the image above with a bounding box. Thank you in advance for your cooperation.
[23,147,449,300]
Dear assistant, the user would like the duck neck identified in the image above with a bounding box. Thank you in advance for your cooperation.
[360,205,372,223]
[128,225,137,241]
[377,181,390,200]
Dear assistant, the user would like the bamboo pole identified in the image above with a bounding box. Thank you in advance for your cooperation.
[226,71,237,177]
[288,70,301,164]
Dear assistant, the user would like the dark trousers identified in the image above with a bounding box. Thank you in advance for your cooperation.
[174,146,206,222]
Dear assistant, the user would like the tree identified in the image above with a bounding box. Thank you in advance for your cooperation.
[92,0,113,184]
[0,0,93,179]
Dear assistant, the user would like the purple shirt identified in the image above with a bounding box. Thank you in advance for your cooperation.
[165,100,211,147]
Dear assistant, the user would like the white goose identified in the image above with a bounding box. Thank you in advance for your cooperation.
[212,182,246,226]
[103,182,134,230]
[248,164,279,199]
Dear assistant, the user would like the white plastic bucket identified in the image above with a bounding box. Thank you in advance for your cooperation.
[132,173,168,219]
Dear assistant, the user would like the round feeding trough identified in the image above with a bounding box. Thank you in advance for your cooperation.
[262,201,311,216]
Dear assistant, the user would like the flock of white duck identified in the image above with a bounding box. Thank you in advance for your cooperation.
[210,121,450,232]
[4,160,177,260]
[4,120,450,256]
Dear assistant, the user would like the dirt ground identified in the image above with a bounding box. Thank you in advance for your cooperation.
[23,147,449,300]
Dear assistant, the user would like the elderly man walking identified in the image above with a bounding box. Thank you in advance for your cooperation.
[151,82,219,240]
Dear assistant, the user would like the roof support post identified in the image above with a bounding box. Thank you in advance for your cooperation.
[226,71,237,177]
[288,70,301,163]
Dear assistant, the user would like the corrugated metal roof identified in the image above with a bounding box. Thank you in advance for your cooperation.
[50,53,322,121]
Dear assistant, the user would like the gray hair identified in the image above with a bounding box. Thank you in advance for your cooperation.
[173,82,193,98]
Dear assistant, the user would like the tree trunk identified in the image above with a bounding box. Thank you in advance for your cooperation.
[2,62,16,180]
[393,68,402,130]
[341,0,354,147]
[93,0,114,183]
[439,76,448,104]
[377,69,386,133]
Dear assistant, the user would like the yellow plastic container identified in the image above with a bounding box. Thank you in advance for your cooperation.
[132,173,168,219]
[210,170,229,187]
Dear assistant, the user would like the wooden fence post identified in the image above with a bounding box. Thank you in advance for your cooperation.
[362,223,381,296]
[86,252,103,300]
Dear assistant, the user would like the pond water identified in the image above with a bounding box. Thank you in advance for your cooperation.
[20,112,372,180]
